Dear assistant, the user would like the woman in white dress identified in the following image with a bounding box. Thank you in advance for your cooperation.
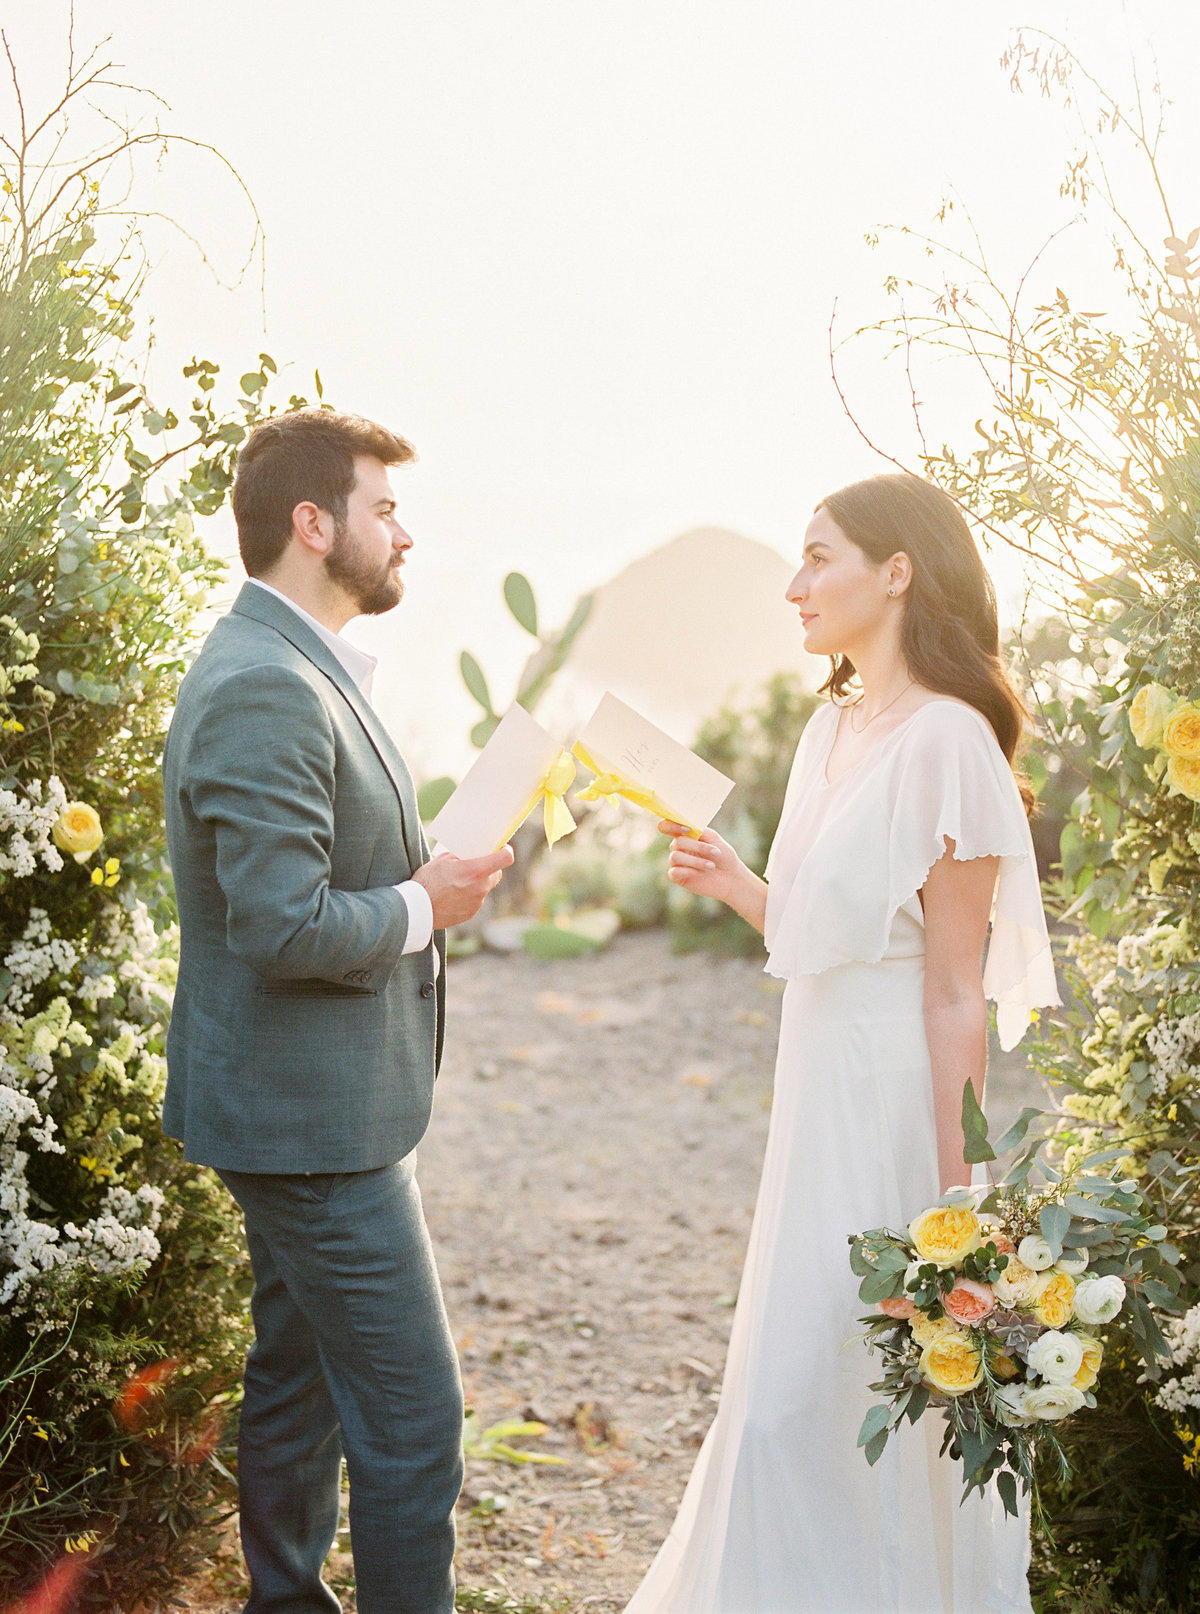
[626,475,1060,1614]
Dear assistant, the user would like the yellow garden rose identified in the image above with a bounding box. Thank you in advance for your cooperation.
[1129,682,1177,749]
[909,1312,963,1349]
[908,1205,982,1268]
[993,1255,1043,1309]
[51,802,104,862]
[1073,1333,1104,1392]
[1033,1270,1076,1330]
[1167,754,1200,803]
[1163,702,1200,761]
[920,1333,984,1397]
[992,1352,1020,1381]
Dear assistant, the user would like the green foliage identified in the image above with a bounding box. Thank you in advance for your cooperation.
[0,66,316,1604]
[847,38,1200,1602]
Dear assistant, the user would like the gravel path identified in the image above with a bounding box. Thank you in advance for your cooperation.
[186,929,1046,1613]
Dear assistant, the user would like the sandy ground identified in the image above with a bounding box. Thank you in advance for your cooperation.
[186,929,1047,1613]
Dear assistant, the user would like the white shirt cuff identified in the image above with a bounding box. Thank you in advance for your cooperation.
[396,880,434,954]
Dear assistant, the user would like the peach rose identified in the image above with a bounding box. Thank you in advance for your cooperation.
[942,1277,995,1326]
[1163,701,1200,761]
[879,1295,917,1320]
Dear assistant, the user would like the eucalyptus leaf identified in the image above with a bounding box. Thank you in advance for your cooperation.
[961,1080,995,1164]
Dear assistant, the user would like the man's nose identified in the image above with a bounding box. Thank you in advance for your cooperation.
[393,522,414,552]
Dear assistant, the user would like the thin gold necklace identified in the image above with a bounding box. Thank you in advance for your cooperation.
[847,679,915,734]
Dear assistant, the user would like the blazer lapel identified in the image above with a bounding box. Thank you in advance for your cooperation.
[231,584,423,870]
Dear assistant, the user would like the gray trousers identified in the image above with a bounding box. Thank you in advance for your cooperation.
[218,1158,463,1614]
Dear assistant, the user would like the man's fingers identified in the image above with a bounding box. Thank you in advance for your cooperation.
[458,845,514,876]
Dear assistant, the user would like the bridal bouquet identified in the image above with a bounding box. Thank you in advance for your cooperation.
[848,1086,1180,1515]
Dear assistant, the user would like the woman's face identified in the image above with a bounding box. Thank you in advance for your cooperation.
[785,507,895,659]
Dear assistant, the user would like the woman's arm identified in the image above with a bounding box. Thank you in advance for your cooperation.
[920,840,999,1193]
[658,821,768,935]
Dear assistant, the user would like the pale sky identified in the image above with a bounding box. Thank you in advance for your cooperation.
[9,2,1197,776]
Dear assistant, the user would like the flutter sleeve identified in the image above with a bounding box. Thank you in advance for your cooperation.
[763,701,1060,1050]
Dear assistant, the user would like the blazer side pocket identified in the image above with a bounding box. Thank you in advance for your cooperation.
[255,980,380,999]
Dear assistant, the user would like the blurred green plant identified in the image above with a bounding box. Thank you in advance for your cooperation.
[462,1411,567,1467]
[460,573,593,749]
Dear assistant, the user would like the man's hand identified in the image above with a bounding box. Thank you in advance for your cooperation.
[411,845,514,930]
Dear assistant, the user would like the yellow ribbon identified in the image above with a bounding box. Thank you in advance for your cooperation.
[499,750,579,849]
[571,743,703,837]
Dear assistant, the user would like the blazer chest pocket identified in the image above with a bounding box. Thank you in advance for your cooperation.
[256,980,379,999]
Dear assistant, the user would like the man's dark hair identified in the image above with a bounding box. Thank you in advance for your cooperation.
[232,408,416,576]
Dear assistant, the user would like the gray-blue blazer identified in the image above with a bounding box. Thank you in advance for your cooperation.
[161,582,446,1173]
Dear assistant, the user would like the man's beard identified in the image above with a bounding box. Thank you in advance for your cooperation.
[324,519,403,616]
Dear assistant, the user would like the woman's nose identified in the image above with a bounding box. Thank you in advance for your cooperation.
[785,570,805,604]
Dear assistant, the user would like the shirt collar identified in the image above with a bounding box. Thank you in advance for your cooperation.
[247,577,378,701]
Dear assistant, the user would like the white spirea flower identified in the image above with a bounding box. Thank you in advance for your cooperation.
[1027,1330,1086,1385]
[1072,1275,1127,1326]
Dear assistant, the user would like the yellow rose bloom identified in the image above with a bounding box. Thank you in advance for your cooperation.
[52,802,104,861]
[908,1205,982,1268]
[920,1333,984,1397]
[1163,702,1200,761]
[1129,682,1177,749]
[1167,754,1200,803]
[1033,1271,1076,1330]
[1073,1333,1103,1392]
[909,1312,963,1349]
[992,1352,1020,1381]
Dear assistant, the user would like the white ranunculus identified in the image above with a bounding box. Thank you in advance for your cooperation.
[1027,1330,1086,1385]
[1024,1383,1087,1422]
[993,1383,1038,1429]
[1017,1234,1056,1271]
[904,1258,927,1292]
[1072,1275,1127,1326]
[1055,1247,1090,1278]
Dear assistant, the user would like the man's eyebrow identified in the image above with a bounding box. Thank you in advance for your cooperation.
[375,498,396,510]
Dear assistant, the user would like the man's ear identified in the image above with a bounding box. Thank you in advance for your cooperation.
[290,500,335,558]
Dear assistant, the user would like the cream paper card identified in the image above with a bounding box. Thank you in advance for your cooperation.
[572,693,734,832]
[430,704,575,857]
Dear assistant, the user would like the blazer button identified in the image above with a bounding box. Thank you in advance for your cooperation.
[420,981,436,999]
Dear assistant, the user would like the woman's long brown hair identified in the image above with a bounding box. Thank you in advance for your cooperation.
[817,473,1032,810]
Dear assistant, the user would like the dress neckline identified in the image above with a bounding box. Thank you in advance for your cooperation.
[819,697,978,790]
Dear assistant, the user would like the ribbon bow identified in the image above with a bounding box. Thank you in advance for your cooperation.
[571,745,702,837]
[538,751,578,848]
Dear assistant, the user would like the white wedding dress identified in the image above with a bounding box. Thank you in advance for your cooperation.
[626,699,1060,1614]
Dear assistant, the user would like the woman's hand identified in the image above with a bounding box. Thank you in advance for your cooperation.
[658,821,768,934]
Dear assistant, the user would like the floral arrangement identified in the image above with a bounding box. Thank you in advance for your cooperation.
[848,1086,1180,1514]
[1128,681,1200,803]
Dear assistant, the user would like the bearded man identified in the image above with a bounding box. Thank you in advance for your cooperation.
[162,409,511,1614]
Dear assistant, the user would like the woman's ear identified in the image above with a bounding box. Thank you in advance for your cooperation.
[886,552,913,598]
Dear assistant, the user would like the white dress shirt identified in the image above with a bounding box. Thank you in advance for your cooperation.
[247,578,435,956]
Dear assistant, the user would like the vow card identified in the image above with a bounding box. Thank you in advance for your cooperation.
[430,703,567,857]
[573,693,734,830]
